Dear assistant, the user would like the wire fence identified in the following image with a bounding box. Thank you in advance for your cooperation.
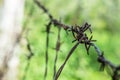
[22,0,120,80]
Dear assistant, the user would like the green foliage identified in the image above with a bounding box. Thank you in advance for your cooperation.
[19,0,120,80]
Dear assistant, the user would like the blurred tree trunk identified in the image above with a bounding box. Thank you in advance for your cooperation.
[0,0,24,80]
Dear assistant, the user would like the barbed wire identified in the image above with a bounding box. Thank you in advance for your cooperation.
[34,0,120,80]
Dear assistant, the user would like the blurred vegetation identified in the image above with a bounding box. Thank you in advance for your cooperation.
[19,0,120,80]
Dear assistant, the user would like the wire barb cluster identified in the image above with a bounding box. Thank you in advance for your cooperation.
[69,22,96,54]
[96,51,120,80]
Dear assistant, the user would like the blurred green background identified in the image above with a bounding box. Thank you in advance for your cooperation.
[19,0,120,80]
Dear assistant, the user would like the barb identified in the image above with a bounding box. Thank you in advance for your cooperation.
[69,23,96,55]
[91,43,120,80]
[91,43,116,68]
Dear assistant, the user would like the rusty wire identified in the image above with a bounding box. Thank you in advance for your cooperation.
[33,0,120,80]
